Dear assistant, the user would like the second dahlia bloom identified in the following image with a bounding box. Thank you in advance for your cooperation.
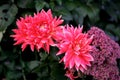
[57,25,94,73]
[11,9,63,52]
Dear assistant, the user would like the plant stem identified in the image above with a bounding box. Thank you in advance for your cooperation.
[19,51,27,80]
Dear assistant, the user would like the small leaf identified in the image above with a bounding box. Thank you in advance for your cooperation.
[27,60,40,70]
[35,0,48,12]
[39,52,48,61]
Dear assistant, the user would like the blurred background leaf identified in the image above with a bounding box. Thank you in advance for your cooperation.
[0,4,18,31]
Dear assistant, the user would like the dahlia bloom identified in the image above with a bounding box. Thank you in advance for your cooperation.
[57,25,94,73]
[11,9,63,52]
[85,27,120,80]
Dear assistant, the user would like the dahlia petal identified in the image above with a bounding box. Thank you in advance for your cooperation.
[47,9,53,19]
[48,38,54,46]
[21,43,27,51]
[30,44,34,51]
[69,57,75,69]
[64,50,73,62]
[84,53,94,61]
[46,42,50,53]
[74,56,81,68]
[56,50,63,55]
[75,56,87,69]
[14,40,23,45]
[79,66,84,72]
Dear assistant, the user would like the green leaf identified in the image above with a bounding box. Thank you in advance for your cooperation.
[54,6,73,21]
[50,63,66,80]
[106,24,115,31]
[0,4,18,31]
[56,0,62,5]
[75,4,99,24]
[74,7,87,24]
[0,32,3,41]
[87,5,99,23]
[17,0,34,9]
[65,1,77,11]
[27,60,40,70]
[4,61,15,70]
[35,0,48,12]
[49,1,55,10]
[6,71,22,80]
[37,66,49,78]
[0,55,7,61]
[39,52,48,61]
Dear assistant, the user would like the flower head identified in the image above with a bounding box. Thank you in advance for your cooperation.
[57,25,94,73]
[85,27,120,80]
[11,9,63,52]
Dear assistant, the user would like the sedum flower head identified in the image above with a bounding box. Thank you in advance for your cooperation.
[57,25,94,73]
[11,9,63,52]
[85,27,120,80]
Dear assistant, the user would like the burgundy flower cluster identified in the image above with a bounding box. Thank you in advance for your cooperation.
[85,27,120,80]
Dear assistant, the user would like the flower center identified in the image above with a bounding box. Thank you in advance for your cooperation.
[74,44,81,55]
[39,25,47,32]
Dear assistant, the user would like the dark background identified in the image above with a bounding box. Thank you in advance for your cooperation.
[0,0,120,80]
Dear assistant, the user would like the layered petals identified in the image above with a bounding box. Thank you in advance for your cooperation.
[57,25,94,73]
[11,9,63,52]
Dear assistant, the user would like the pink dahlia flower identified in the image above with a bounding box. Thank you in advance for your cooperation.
[57,25,94,73]
[11,9,63,52]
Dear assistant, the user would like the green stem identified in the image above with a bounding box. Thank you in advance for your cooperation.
[19,51,27,80]
[22,69,27,80]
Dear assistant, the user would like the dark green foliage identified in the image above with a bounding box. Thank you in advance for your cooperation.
[0,0,120,80]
